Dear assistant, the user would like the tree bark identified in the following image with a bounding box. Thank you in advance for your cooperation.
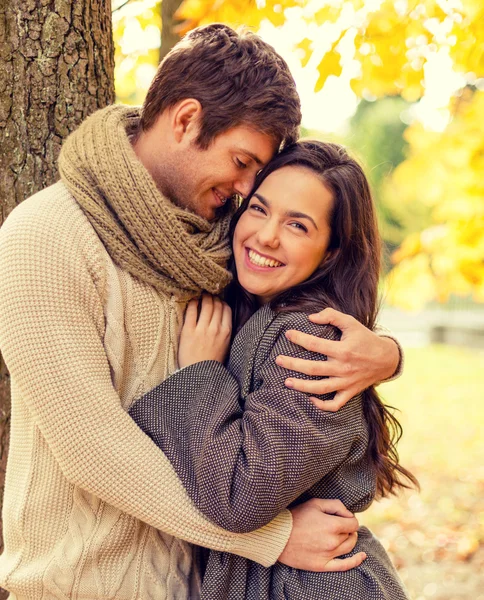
[159,0,184,62]
[0,0,114,582]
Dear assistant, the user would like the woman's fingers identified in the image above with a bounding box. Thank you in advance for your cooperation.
[221,302,232,336]
[183,299,199,329]
[210,296,223,329]
[197,294,214,328]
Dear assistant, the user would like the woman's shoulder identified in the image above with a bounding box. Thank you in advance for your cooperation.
[232,307,342,371]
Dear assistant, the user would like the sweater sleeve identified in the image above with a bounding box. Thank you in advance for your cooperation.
[129,313,367,534]
[0,198,292,567]
[374,324,404,382]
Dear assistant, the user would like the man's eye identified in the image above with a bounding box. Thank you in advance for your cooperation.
[235,158,248,169]
[249,204,265,214]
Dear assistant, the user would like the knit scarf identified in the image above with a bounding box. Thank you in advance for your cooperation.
[58,105,234,300]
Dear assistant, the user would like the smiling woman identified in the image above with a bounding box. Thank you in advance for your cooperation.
[233,165,334,303]
[130,140,417,599]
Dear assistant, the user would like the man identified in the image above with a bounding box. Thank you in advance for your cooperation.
[0,24,401,599]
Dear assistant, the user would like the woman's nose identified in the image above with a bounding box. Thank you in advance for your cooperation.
[257,221,280,249]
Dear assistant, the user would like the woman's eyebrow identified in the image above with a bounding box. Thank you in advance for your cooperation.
[286,210,319,230]
[253,193,318,230]
[253,192,270,206]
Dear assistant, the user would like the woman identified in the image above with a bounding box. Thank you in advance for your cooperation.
[130,141,417,599]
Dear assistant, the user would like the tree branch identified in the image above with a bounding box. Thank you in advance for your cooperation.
[112,0,134,13]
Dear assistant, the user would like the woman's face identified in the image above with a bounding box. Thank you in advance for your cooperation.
[233,165,334,304]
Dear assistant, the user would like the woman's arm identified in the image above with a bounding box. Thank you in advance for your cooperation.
[130,312,366,534]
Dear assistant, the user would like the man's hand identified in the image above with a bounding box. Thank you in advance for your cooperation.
[278,499,366,572]
[276,307,400,412]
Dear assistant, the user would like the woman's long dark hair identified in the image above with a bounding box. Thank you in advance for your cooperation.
[225,140,418,499]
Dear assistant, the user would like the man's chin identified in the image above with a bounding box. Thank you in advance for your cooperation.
[170,196,228,221]
[203,203,232,222]
[170,197,213,220]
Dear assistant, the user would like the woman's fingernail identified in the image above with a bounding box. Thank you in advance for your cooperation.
[285,379,294,388]
[285,331,293,340]
[276,356,284,365]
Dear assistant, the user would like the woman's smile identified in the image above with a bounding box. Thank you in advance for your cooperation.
[245,247,285,269]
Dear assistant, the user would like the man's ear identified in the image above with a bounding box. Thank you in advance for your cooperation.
[171,99,202,144]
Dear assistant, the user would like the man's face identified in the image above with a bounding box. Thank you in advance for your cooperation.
[152,125,278,221]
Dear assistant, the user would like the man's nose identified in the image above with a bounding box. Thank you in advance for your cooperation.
[234,175,256,199]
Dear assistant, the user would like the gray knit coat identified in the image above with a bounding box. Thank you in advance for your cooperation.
[130,304,409,599]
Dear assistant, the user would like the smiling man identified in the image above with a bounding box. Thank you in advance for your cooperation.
[134,109,276,221]
[0,24,401,599]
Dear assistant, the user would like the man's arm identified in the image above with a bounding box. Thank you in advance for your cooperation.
[0,199,291,567]
[275,307,403,412]
[0,198,363,571]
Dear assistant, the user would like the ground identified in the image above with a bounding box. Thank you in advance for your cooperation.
[360,344,484,600]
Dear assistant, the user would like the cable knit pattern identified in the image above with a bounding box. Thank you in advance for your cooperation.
[0,182,292,600]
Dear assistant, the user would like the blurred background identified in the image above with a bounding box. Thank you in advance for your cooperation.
[111,0,484,597]
[0,1,482,598]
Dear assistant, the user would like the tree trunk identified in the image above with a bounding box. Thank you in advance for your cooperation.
[159,0,184,62]
[0,0,114,587]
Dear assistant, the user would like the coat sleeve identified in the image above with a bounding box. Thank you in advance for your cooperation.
[0,199,292,566]
[129,313,367,534]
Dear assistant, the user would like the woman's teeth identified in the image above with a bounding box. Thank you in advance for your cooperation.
[248,249,283,268]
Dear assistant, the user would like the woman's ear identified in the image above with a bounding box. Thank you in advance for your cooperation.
[319,248,333,266]
[171,99,203,144]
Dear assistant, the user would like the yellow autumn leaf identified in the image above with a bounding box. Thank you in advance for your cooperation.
[392,232,422,264]
[386,255,437,311]
[315,48,342,93]
[313,5,339,27]
[295,37,312,68]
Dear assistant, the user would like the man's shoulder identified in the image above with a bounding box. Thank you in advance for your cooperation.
[0,181,107,285]
[0,181,99,251]
[2,181,81,229]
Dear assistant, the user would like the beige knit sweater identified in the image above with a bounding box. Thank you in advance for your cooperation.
[0,182,293,600]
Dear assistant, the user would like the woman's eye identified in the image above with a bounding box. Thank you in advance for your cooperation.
[235,158,248,169]
[249,203,265,214]
[289,222,308,232]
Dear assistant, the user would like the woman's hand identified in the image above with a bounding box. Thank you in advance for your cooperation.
[178,294,232,369]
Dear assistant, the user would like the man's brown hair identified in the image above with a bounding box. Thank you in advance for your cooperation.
[140,23,301,149]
